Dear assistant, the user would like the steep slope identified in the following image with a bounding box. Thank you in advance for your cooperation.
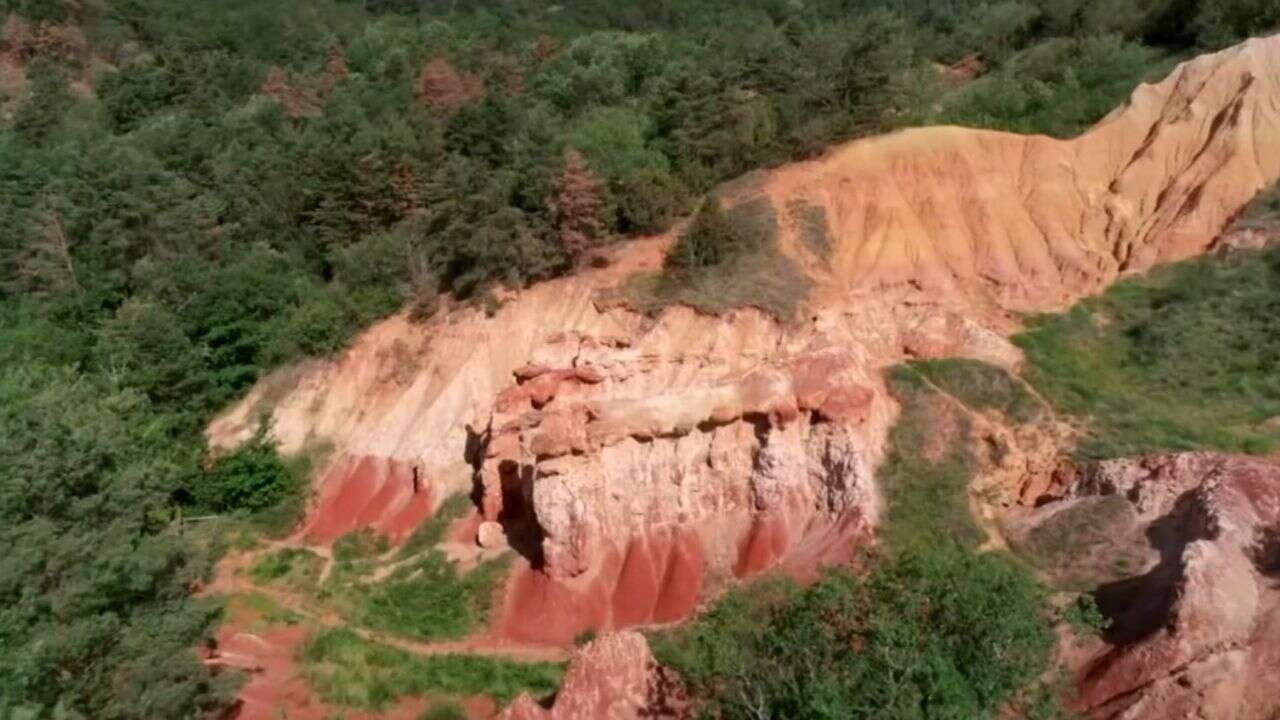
[208,33,1280,657]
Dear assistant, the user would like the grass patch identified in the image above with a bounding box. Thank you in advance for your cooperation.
[910,358,1044,424]
[709,169,768,202]
[250,547,324,591]
[1017,246,1280,460]
[1234,181,1280,230]
[786,199,833,262]
[333,529,390,563]
[1013,495,1148,590]
[623,253,811,322]
[234,592,304,627]
[625,194,812,321]
[359,552,512,642]
[238,493,501,648]
[300,628,563,711]
[397,493,474,560]
[876,364,987,555]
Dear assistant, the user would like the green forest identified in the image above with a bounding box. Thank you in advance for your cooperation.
[1,0,1277,717]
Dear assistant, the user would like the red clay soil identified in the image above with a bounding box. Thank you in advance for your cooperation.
[736,504,872,581]
[304,454,436,544]
[497,509,872,644]
[497,526,705,645]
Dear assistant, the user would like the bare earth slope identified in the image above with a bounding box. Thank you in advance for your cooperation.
[208,35,1280,718]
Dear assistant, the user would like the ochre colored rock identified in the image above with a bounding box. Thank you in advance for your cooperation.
[499,632,686,720]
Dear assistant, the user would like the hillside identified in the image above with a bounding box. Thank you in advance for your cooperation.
[4,2,1280,719]
[209,33,1280,720]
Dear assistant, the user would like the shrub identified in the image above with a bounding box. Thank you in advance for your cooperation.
[359,552,511,641]
[665,199,741,271]
[198,428,297,514]
[653,543,1056,720]
[631,194,811,320]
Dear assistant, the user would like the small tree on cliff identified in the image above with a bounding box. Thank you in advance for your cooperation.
[666,197,737,270]
[548,149,611,264]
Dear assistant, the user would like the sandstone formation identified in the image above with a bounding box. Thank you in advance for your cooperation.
[500,632,684,720]
[1014,454,1280,720]
[208,32,1280,669]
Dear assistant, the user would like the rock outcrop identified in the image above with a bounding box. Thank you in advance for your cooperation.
[207,35,1280,651]
[500,632,685,720]
[1016,454,1280,720]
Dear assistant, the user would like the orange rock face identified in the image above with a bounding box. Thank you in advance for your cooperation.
[206,34,1280,680]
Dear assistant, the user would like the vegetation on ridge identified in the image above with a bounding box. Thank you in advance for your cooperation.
[1018,244,1280,460]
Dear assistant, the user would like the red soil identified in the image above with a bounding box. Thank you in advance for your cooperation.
[497,509,872,644]
[734,502,872,582]
[303,455,436,544]
[497,527,705,644]
[734,513,793,578]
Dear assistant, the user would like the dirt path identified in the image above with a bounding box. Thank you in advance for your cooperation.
[905,368,1074,553]
[210,542,572,664]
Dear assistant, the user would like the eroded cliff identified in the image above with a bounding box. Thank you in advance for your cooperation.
[207,33,1280,707]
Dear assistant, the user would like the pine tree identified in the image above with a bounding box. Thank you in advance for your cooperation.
[666,198,738,270]
[416,57,484,115]
[548,150,610,264]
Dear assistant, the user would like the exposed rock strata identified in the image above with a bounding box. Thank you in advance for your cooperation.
[207,36,1280,650]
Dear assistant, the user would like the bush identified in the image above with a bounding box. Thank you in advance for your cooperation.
[633,193,811,320]
[665,198,743,271]
[198,428,297,513]
[653,543,1056,720]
